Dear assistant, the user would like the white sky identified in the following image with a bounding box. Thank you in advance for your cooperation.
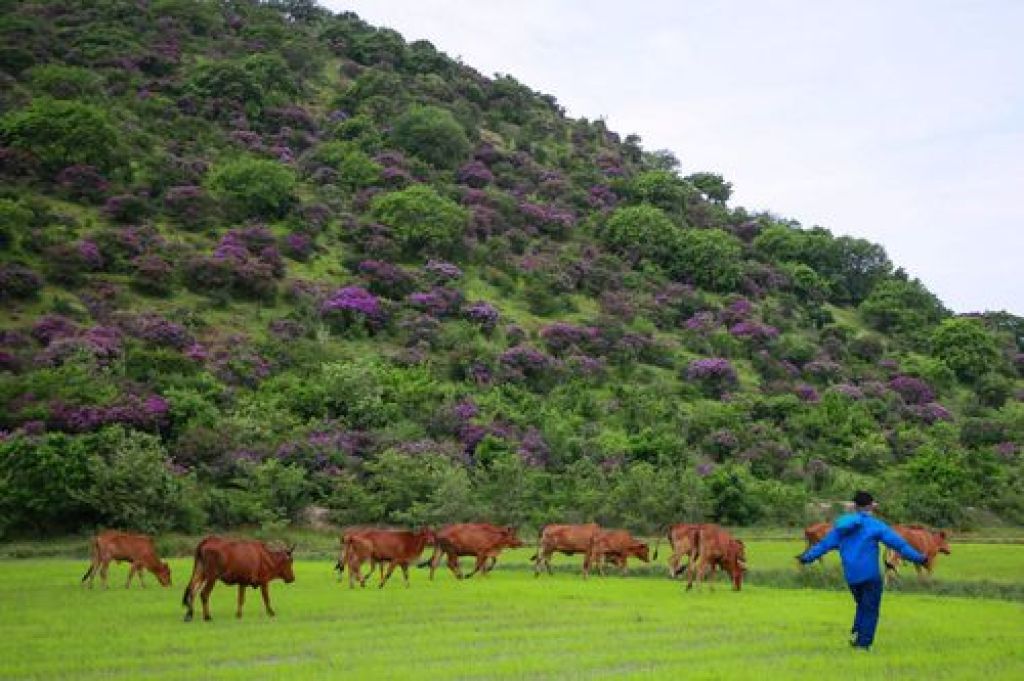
[325,1,1023,314]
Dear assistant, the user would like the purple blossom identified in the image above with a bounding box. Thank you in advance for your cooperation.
[684,312,719,334]
[452,400,479,421]
[500,345,557,380]
[830,384,865,400]
[31,316,79,346]
[794,383,821,402]
[908,402,953,424]
[803,358,843,381]
[424,259,462,281]
[358,259,417,299]
[517,427,550,467]
[185,343,208,362]
[281,232,314,261]
[518,201,576,234]
[321,286,382,319]
[540,322,599,356]
[77,240,103,270]
[729,320,779,343]
[685,358,738,397]
[456,160,494,188]
[995,441,1017,461]
[696,462,717,477]
[888,375,936,405]
[587,184,618,209]
[464,301,499,330]
[127,314,192,350]
[268,318,305,340]
[55,164,109,202]
[0,264,43,300]
[722,298,754,324]
[407,287,463,318]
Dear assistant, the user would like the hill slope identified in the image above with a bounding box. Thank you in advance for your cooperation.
[0,0,1021,536]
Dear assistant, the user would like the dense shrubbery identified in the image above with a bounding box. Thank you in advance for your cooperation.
[0,0,1019,537]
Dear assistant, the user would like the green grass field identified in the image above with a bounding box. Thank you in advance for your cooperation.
[0,541,1022,680]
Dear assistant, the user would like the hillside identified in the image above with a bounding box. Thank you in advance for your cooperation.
[0,0,1021,538]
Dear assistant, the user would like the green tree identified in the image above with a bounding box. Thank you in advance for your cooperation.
[930,318,1004,382]
[206,157,296,217]
[859,277,946,336]
[0,98,126,175]
[600,204,681,266]
[369,184,469,256]
[684,172,733,203]
[391,105,470,169]
[673,228,743,291]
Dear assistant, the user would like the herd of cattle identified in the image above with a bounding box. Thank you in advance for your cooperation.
[79,521,951,621]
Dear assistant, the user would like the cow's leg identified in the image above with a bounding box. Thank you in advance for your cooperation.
[348,557,362,589]
[260,583,275,617]
[621,556,629,577]
[466,554,486,579]
[236,585,246,618]
[448,553,464,580]
[125,564,135,589]
[428,547,442,581]
[668,550,681,578]
[379,561,398,588]
[100,557,111,589]
[136,564,146,588]
[200,579,215,621]
[401,563,411,588]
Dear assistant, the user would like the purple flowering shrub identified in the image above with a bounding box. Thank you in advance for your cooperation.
[407,287,463,318]
[125,314,192,350]
[685,358,738,397]
[48,394,169,433]
[130,254,174,295]
[793,383,821,402]
[102,194,149,223]
[728,320,779,345]
[424,259,462,282]
[358,260,418,299]
[907,402,953,424]
[463,301,499,332]
[55,164,109,203]
[888,375,936,405]
[456,160,494,188]
[518,201,576,237]
[281,232,315,261]
[540,323,600,356]
[321,286,385,334]
[499,345,560,387]
[163,185,216,229]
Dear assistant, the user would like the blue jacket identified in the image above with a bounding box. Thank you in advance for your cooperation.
[800,512,926,585]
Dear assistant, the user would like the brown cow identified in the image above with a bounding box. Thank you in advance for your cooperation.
[532,523,601,576]
[182,536,295,621]
[802,522,833,565]
[656,523,704,578]
[337,532,380,589]
[419,523,524,580]
[342,528,435,588]
[884,525,951,585]
[82,530,171,589]
[685,525,746,591]
[585,529,650,578]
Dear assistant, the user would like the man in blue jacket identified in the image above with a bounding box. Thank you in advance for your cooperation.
[798,491,927,650]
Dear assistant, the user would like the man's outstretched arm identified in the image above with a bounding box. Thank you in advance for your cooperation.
[799,528,841,563]
[879,526,926,564]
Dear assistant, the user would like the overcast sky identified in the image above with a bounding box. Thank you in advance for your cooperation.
[325,1,1023,314]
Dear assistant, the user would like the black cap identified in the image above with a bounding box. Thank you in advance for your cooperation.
[853,490,874,507]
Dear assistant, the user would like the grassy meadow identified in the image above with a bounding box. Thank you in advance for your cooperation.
[0,539,1022,680]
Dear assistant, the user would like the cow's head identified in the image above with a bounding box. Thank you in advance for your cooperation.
[155,561,172,587]
[631,542,651,563]
[418,527,436,545]
[936,530,951,555]
[729,540,747,591]
[502,527,525,548]
[274,545,296,583]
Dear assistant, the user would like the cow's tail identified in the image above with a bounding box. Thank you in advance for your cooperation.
[529,524,547,562]
[81,536,99,583]
[334,537,346,576]
[181,542,205,610]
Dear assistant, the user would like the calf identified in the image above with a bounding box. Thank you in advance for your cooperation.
[685,525,746,591]
[420,523,523,580]
[532,523,601,577]
[585,529,650,578]
[182,537,295,621]
[347,528,434,588]
[885,525,951,585]
[657,523,704,578]
[82,530,171,589]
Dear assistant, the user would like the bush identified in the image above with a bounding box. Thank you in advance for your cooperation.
[600,204,681,267]
[859,277,946,336]
[673,228,743,291]
[0,263,42,300]
[0,431,95,535]
[26,64,103,99]
[206,157,296,218]
[930,318,1004,383]
[78,426,205,533]
[0,98,126,175]
[369,184,469,256]
[392,105,470,169]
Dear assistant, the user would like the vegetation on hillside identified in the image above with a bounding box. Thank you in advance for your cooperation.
[1,0,1021,537]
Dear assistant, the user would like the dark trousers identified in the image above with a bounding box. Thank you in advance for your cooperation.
[848,577,883,648]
